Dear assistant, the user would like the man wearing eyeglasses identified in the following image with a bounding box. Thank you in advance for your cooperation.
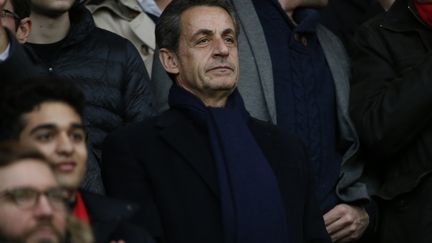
[0,77,155,243]
[0,0,30,43]
[0,142,68,243]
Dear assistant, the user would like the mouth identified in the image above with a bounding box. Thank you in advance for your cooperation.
[30,225,61,242]
[55,161,76,173]
[207,65,234,73]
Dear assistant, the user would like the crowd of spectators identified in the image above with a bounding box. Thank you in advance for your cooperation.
[0,0,430,242]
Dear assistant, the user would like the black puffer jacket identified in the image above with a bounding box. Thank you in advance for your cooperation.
[0,4,155,194]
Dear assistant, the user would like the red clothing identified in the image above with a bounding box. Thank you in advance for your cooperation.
[72,192,90,224]
[414,0,432,26]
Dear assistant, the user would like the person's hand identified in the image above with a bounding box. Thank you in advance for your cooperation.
[324,204,369,242]
[110,240,126,243]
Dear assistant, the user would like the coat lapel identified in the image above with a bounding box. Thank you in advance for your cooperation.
[231,0,277,123]
[129,13,156,51]
[317,25,359,163]
[156,110,220,198]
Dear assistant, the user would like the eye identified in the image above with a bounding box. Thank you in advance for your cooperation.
[196,38,209,46]
[69,130,85,142]
[9,188,38,208]
[46,188,68,209]
[224,36,236,45]
[34,132,54,143]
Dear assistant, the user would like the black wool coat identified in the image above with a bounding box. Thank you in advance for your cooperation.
[102,108,331,243]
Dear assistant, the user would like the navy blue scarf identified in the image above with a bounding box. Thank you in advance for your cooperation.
[169,85,290,243]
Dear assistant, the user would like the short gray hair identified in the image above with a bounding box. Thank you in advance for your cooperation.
[155,0,239,53]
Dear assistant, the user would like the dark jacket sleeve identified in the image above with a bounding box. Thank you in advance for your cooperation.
[349,23,432,157]
[122,41,156,123]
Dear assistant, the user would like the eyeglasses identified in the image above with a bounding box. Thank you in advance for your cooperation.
[0,9,21,22]
[0,187,69,210]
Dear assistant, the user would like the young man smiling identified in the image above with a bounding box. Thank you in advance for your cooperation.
[0,77,155,243]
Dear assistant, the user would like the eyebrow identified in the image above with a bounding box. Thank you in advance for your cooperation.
[191,29,214,39]
[191,28,236,41]
[29,123,85,135]
[222,28,235,36]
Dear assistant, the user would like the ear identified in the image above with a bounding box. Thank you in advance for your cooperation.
[159,48,180,75]
[15,17,31,44]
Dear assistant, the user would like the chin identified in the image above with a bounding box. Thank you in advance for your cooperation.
[29,235,59,243]
[208,79,237,90]
[28,230,61,243]
[58,178,80,191]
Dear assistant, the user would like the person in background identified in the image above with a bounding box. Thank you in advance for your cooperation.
[350,0,432,242]
[320,0,385,54]
[0,142,68,243]
[0,77,156,243]
[0,0,155,194]
[0,0,31,43]
[86,0,171,75]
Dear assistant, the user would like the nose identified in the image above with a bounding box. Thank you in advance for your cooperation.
[212,37,229,57]
[34,194,55,218]
[56,133,74,155]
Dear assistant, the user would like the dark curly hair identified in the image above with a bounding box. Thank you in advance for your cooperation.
[0,76,85,142]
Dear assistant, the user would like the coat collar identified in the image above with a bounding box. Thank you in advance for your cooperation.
[66,5,96,48]
[86,0,156,50]
[381,0,430,31]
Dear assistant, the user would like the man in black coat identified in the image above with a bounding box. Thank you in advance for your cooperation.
[350,0,432,242]
[0,0,155,194]
[102,1,331,243]
[0,77,155,243]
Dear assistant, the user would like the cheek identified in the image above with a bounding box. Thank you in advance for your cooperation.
[53,211,66,235]
[1,19,16,33]
[20,139,55,162]
[0,209,30,236]
[34,144,57,162]
[76,145,88,163]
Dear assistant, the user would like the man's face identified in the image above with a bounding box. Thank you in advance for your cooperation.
[167,6,239,105]
[19,101,87,191]
[0,159,66,243]
[31,0,75,17]
[0,0,31,43]
[1,0,17,32]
